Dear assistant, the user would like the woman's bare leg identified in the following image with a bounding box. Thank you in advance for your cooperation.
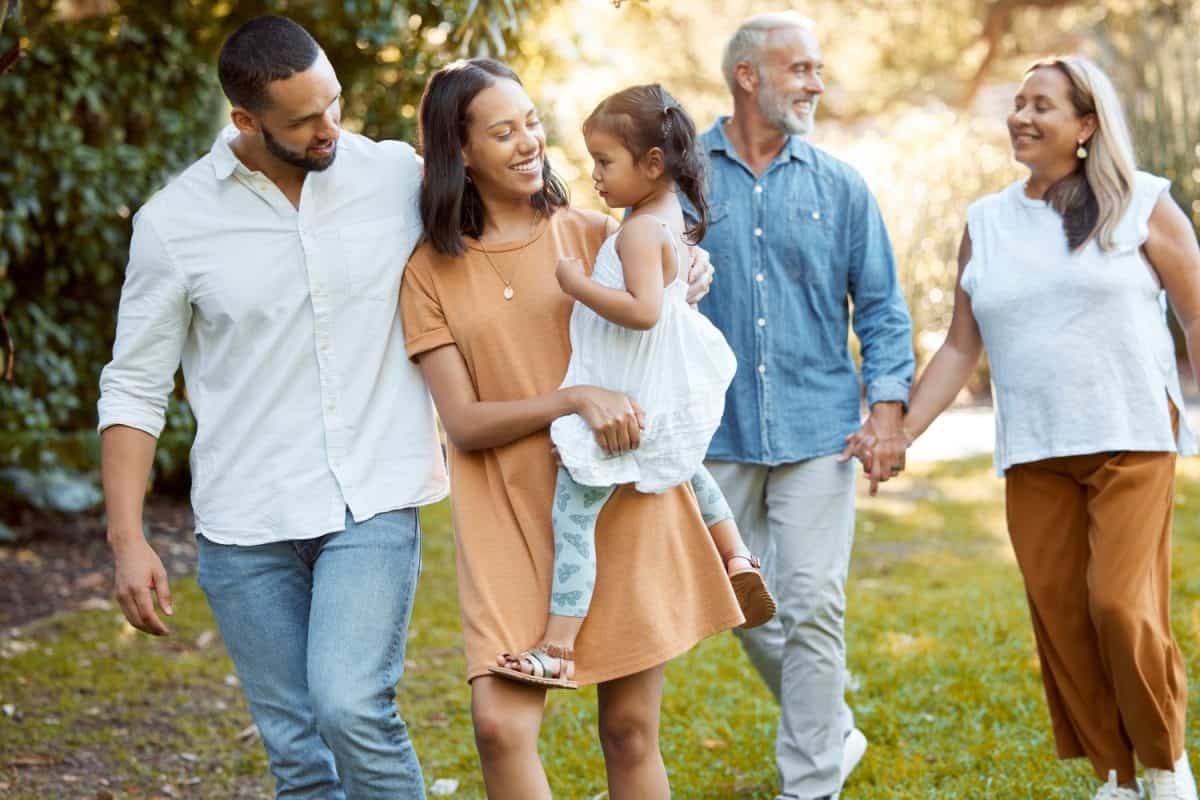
[471,675,551,800]
[596,664,670,800]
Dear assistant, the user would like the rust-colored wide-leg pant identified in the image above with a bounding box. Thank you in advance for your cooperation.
[1006,444,1188,784]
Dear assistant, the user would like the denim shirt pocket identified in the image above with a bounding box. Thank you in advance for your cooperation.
[785,203,834,277]
[705,201,731,229]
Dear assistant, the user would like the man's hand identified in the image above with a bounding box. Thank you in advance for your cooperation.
[838,401,907,496]
[111,534,174,636]
[686,245,715,306]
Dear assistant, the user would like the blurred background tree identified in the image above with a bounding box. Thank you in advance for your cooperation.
[1,0,1197,495]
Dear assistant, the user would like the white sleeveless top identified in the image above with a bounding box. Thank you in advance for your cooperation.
[962,171,1196,474]
[550,218,737,493]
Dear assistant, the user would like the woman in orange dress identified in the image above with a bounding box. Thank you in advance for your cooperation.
[400,58,744,799]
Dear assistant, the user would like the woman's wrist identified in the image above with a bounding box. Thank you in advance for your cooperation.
[561,386,584,416]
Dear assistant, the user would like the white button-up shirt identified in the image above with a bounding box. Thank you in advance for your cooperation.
[98,127,448,546]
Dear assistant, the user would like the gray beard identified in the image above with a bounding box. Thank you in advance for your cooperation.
[759,90,816,137]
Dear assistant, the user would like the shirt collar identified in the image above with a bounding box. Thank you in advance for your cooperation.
[704,116,812,165]
[210,125,246,181]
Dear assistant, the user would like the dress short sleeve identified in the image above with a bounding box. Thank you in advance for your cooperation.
[401,246,456,361]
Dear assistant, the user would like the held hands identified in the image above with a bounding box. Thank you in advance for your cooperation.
[111,533,174,635]
[556,257,588,298]
[838,402,910,496]
[572,386,646,456]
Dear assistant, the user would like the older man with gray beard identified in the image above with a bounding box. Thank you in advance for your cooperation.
[686,12,914,800]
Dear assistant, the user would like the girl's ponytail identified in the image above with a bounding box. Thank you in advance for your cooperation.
[662,103,709,243]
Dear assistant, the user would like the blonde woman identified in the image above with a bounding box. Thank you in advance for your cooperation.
[854,57,1200,798]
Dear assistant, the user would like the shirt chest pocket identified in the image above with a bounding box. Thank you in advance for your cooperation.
[336,217,413,301]
[784,203,835,277]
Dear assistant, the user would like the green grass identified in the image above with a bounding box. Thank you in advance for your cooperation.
[3,456,1199,798]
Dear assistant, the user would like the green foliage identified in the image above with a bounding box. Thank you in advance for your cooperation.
[0,1,539,483]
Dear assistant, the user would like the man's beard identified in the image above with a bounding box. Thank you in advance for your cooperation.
[262,125,337,172]
[758,81,817,137]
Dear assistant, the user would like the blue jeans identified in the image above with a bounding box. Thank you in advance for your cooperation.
[196,509,424,800]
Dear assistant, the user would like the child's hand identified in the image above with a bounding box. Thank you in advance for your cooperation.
[556,257,587,296]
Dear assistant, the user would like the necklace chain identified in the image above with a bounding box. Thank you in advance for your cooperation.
[476,217,538,301]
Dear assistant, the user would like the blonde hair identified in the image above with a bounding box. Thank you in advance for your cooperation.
[1027,56,1137,251]
[721,11,815,94]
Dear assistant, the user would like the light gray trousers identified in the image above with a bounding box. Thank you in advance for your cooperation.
[707,455,857,800]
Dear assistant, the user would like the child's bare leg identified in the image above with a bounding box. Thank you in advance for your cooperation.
[708,518,756,576]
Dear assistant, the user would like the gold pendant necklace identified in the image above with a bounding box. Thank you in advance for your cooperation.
[476,217,538,301]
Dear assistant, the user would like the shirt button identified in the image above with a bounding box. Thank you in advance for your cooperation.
[755,273,765,283]
[811,210,821,220]
[754,227,763,237]
[754,185,763,194]
[758,364,766,374]
[757,318,766,327]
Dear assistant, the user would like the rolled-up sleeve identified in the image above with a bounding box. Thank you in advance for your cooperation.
[97,211,190,436]
[846,177,915,408]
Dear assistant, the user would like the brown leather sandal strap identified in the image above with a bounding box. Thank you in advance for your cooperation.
[541,643,574,660]
[724,552,761,570]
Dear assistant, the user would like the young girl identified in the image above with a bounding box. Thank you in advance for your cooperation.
[490,84,776,689]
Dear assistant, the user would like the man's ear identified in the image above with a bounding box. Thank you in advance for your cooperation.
[735,60,758,95]
[230,106,259,137]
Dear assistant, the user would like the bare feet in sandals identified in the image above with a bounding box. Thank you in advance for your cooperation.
[489,642,578,690]
[724,551,776,629]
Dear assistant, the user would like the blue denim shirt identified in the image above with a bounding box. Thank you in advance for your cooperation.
[689,118,914,465]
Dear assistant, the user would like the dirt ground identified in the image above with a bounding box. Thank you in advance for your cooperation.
[0,501,196,630]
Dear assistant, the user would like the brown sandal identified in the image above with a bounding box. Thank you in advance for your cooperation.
[725,553,777,629]
[488,642,578,690]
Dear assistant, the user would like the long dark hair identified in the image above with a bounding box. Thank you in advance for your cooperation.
[583,84,709,243]
[418,58,569,256]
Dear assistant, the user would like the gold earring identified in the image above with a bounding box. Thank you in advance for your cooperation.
[1076,142,1088,159]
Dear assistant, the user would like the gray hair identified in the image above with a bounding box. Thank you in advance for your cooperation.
[720,11,815,94]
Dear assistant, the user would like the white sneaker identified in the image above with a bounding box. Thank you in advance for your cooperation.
[1145,752,1199,800]
[841,727,868,783]
[1095,770,1145,800]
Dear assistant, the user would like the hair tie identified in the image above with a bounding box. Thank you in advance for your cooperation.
[662,106,673,139]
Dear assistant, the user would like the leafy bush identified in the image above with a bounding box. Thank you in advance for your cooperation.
[0,1,539,485]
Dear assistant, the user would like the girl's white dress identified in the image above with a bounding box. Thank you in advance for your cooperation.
[550,218,737,493]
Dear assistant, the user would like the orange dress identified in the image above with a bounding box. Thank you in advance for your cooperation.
[400,207,743,685]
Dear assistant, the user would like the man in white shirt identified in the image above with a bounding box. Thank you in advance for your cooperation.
[98,16,446,799]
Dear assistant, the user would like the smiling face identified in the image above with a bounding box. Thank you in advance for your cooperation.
[1008,66,1097,175]
[460,78,546,206]
[752,25,823,136]
[246,49,342,172]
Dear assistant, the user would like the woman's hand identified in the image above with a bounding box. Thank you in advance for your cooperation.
[570,386,646,455]
[556,257,588,298]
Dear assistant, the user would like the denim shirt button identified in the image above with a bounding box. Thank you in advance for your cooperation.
[758,318,766,327]
[754,227,763,237]
[757,364,766,373]
[811,210,821,220]
[755,273,764,283]
[754,185,763,194]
